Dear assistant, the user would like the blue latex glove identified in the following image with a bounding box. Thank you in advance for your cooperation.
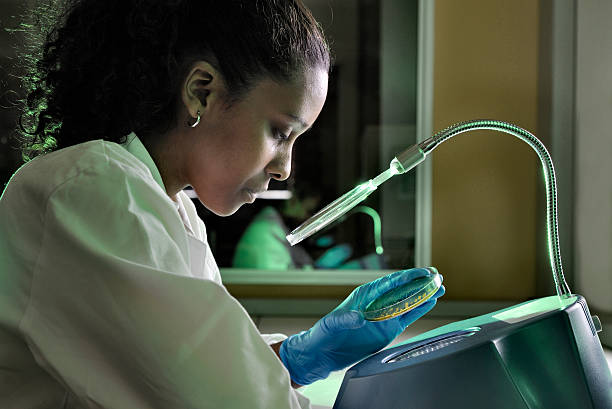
[279,267,445,385]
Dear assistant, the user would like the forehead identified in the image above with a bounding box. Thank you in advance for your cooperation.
[241,68,328,126]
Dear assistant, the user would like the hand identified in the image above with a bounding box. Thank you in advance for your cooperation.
[279,268,445,385]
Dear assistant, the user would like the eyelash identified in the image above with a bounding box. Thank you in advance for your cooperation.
[273,128,291,141]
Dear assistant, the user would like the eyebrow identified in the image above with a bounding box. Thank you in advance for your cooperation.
[286,113,310,130]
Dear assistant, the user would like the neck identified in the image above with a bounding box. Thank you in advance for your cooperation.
[141,129,189,198]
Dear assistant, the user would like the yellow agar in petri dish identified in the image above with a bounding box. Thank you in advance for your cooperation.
[363,269,443,321]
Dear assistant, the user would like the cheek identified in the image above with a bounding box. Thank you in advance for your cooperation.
[230,132,275,175]
[188,112,273,195]
[210,137,271,190]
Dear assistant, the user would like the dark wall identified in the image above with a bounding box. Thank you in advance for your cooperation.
[0,1,28,189]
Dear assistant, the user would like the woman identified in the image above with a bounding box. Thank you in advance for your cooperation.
[0,1,444,407]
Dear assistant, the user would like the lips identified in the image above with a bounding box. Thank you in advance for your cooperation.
[245,187,266,196]
[245,182,269,196]
[243,187,267,203]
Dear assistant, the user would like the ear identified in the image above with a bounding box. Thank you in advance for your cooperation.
[181,61,226,120]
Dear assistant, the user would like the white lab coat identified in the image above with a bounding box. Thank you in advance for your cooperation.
[0,134,311,408]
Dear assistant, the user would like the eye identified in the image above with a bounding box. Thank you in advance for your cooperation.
[273,127,291,141]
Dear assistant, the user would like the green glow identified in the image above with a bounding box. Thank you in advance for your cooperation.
[492,296,576,324]
[299,369,345,406]
[287,165,396,246]
[286,181,378,245]
[352,206,383,256]
[393,295,578,349]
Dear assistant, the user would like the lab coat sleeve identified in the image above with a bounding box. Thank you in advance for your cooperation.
[19,167,310,408]
[260,333,289,345]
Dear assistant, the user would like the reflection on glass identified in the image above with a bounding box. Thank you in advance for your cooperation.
[232,204,387,271]
[196,0,420,270]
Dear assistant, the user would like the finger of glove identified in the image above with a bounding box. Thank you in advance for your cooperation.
[397,298,438,328]
[342,268,441,313]
[367,267,433,298]
[431,284,446,300]
[320,309,365,333]
[397,284,445,327]
[392,284,445,326]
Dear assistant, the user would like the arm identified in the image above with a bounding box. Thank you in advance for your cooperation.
[22,168,308,408]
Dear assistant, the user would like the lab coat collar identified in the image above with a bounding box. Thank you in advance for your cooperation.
[122,132,166,193]
[121,133,196,238]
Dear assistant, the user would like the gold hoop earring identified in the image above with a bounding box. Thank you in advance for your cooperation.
[189,110,201,128]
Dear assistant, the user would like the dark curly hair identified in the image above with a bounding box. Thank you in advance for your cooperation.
[16,0,331,161]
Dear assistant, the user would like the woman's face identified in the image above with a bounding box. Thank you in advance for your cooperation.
[186,67,328,216]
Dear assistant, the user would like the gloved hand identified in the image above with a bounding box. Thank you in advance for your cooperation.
[279,267,445,386]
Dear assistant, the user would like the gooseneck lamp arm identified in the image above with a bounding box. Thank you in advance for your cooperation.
[286,119,571,298]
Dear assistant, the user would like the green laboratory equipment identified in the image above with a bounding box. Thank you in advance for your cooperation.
[288,120,612,409]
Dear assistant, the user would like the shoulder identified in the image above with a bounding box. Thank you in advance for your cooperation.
[2,140,190,269]
[23,140,151,186]
[0,139,190,286]
[3,140,161,204]
[1,139,176,244]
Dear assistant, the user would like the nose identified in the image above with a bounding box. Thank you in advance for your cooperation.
[267,148,292,181]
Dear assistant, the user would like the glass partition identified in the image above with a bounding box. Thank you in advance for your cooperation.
[197,0,422,274]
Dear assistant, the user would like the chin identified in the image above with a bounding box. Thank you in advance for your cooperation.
[198,198,244,217]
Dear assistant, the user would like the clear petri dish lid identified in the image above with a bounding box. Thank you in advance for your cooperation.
[363,268,443,321]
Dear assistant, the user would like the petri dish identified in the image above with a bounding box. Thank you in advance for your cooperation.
[363,269,443,321]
